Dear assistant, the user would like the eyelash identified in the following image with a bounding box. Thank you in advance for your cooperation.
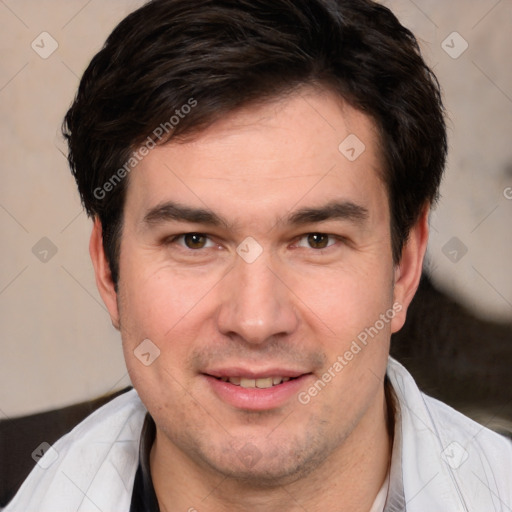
[295,233,338,250]
[165,233,216,250]
[165,233,343,251]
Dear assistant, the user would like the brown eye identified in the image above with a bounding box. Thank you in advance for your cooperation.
[306,233,331,249]
[183,233,209,249]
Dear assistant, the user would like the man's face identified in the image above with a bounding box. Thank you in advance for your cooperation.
[114,89,400,483]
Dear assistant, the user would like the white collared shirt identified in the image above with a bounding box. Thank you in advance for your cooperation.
[369,472,390,512]
[4,358,512,511]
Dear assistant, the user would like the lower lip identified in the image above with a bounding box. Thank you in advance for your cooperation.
[203,374,312,411]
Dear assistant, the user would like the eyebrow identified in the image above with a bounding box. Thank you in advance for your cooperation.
[141,200,369,229]
[142,201,226,228]
[286,201,369,226]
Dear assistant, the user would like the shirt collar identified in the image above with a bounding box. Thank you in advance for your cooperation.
[383,375,407,511]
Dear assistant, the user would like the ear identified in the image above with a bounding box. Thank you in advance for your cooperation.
[390,205,430,334]
[89,217,120,330]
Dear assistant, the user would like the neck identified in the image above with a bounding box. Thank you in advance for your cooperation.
[151,382,393,512]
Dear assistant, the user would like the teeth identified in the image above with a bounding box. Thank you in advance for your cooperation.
[255,377,273,389]
[223,376,293,387]
[240,378,256,388]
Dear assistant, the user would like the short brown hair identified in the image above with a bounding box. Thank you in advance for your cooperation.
[63,0,447,287]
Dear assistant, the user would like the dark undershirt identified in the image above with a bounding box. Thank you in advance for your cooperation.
[129,376,397,512]
[129,411,159,512]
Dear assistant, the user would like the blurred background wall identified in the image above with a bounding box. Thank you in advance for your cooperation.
[0,0,511,418]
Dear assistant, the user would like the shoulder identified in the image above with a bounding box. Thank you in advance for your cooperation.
[4,389,147,512]
[422,389,512,469]
[387,357,512,510]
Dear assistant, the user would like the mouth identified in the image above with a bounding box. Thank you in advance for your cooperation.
[202,369,313,410]
[213,375,298,389]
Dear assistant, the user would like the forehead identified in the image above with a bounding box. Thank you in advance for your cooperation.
[124,88,387,228]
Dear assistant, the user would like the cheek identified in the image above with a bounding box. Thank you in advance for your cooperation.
[294,264,395,344]
[117,268,210,415]
[296,267,393,419]
[116,253,222,397]
[118,252,220,344]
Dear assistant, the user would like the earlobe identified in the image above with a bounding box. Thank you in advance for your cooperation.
[89,217,120,330]
[390,205,430,334]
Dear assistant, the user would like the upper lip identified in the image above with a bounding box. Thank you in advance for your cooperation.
[204,367,309,379]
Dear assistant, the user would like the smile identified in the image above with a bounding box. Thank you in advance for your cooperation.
[204,371,313,410]
[215,376,295,388]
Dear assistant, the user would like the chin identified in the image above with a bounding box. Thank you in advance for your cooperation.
[196,433,333,487]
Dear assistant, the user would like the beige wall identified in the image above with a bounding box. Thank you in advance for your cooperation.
[1,0,511,417]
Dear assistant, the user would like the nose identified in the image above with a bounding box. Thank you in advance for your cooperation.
[216,251,299,345]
